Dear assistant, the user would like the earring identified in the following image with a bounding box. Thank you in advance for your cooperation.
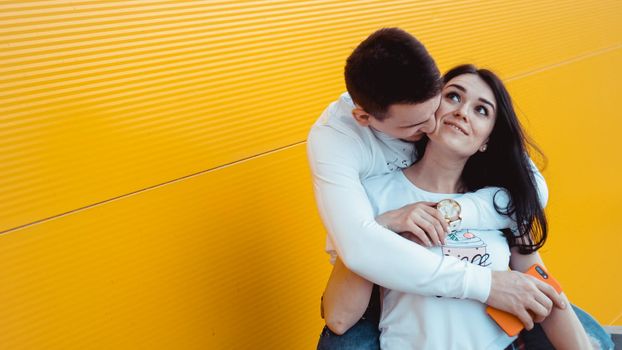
[479,144,488,152]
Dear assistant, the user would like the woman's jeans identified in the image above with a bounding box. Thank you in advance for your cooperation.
[317,285,615,350]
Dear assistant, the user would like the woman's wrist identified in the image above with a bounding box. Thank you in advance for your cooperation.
[375,210,397,232]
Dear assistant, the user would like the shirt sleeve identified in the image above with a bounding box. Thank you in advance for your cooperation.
[457,157,549,230]
[307,125,491,302]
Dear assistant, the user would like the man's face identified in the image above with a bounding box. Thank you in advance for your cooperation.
[366,95,441,142]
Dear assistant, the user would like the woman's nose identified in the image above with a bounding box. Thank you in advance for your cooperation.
[453,107,468,121]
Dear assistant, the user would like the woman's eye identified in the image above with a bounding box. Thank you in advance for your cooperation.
[446,92,460,103]
[475,105,489,116]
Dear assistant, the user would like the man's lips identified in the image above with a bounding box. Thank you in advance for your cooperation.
[443,121,468,135]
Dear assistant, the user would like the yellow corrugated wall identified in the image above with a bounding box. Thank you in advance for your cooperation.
[1,1,621,348]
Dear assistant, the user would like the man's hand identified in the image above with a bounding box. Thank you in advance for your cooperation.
[487,270,567,330]
[376,202,449,247]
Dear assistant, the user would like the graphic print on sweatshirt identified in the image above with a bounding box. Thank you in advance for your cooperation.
[442,230,491,267]
[385,156,411,172]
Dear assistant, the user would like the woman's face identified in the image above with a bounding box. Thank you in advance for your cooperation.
[428,73,497,158]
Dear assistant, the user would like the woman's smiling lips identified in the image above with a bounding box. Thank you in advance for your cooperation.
[443,121,469,135]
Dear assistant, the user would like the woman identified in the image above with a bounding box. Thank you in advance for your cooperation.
[318,65,612,349]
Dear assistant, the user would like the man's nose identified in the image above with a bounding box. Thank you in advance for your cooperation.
[420,116,436,132]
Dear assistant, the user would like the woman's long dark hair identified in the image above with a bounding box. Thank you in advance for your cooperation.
[416,64,547,254]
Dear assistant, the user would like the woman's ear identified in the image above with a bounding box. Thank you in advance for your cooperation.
[352,106,372,127]
[479,139,489,152]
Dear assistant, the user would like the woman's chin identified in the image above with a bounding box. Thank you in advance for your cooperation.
[429,138,477,158]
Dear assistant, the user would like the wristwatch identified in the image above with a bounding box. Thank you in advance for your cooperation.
[436,199,462,232]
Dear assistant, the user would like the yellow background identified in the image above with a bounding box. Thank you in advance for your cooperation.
[1,1,621,348]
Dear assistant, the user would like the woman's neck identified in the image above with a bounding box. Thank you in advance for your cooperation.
[404,144,468,194]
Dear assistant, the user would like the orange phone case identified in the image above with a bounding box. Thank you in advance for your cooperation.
[486,264,563,337]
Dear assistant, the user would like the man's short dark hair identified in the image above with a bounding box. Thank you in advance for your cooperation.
[344,28,442,120]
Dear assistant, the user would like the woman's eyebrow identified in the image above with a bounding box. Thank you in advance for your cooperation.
[448,83,496,110]
[447,83,466,92]
[479,98,495,110]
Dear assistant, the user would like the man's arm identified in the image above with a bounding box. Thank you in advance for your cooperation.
[458,157,548,229]
[307,125,491,302]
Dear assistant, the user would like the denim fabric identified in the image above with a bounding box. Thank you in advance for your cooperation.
[572,305,615,350]
[316,317,380,350]
[317,286,613,350]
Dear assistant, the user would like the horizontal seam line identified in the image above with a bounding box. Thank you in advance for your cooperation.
[0,140,307,235]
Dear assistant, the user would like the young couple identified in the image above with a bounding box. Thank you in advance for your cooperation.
[307,28,613,349]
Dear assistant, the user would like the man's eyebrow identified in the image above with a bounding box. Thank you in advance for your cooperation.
[447,83,495,110]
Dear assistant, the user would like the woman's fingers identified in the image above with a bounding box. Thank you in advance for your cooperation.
[407,225,433,247]
[382,202,450,247]
[408,211,443,246]
[422,206,449,244]
[423,204,450,235]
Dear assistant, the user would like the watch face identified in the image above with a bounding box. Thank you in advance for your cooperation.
[437,199,460,220]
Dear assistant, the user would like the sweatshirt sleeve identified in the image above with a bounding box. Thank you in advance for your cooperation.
[307,125,491,302]
[457,157,549,230]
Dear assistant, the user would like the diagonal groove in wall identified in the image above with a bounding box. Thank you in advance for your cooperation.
[609,310,622,326]
[0,140,306,235]
[506,43,622,82]
[3,43,621,236]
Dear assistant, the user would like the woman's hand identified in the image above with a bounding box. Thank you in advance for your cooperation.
[376,202,449,246]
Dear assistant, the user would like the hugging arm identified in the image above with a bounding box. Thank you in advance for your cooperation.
[307,126,492,300]
[322,151,559,332]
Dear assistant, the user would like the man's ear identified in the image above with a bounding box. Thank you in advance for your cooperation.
[352,106,373,127]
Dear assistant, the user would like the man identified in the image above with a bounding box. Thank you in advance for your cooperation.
[307,28,565,347]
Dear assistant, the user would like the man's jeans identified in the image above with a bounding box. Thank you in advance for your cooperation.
[317,285,615,350]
